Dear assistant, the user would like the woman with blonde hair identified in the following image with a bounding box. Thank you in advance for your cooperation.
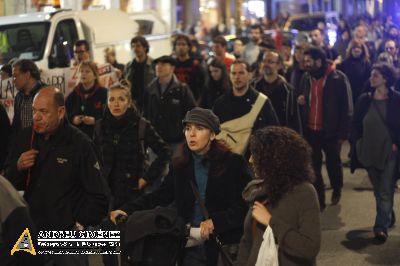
[65,61,107,137]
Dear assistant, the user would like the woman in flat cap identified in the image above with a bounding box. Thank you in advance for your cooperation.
[111,107,252,266]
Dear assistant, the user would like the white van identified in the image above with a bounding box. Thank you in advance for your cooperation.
[0,9,172,93]
[0,9,172,120]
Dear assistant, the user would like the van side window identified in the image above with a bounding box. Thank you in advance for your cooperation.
[135,20,154,35]
[49,19,78,68]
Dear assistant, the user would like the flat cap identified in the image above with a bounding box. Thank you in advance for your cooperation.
[153,55,177,66]
[182,107,221,134]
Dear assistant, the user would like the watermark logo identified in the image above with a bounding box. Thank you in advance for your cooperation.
[11,228,36,256]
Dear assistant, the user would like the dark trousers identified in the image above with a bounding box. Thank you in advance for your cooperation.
[305,129,343,206]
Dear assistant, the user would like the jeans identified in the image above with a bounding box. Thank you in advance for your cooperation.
[305,129,343,206]
[367,151,398,233]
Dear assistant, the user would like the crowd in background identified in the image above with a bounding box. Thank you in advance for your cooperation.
[1,10,400,266]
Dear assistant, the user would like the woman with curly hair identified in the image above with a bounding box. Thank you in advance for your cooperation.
[235,126,321,266]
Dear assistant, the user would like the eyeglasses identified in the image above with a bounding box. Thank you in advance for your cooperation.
[264,60,279,64]
[74,50,87,54]
[386,47,396,51]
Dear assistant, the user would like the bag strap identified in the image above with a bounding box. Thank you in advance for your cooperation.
[189,180,233,266]
[248,92,267,122]
[189,180,209,219]
[138,117,146,156]
[371,99,396,143]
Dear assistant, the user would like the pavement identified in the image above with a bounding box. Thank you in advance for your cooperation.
[90,142,400,266]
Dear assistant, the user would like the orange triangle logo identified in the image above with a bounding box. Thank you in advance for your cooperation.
[11,228,36,256]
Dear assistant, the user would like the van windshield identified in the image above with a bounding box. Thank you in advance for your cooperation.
[0,22,50,64]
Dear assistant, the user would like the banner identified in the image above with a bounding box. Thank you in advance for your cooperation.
[0,63,119,122]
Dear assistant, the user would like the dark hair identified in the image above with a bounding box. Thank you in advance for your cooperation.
[74,40,90,51]
[372,63,398,88]
[303,46,327,66]
[249,126,315,206]
[263,50,283,65]
[0,64,12,77]
[12,59,41,81]
[173,34,192,50]
[250,24,263,33]
[311,28,324,36]
[213,35,228,47]
[172,140,231,177]
[231,59,250,72]
[208,58,231,93]
[346,39,370,63]
[131,36,150,53]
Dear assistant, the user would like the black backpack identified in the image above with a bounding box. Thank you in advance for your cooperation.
[120,206,188,266]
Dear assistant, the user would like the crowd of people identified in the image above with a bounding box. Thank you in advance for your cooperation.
[1,11,400,266]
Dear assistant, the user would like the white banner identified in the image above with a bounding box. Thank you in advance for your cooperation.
[0,63,119,122]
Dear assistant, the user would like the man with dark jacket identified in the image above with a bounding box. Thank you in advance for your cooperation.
[173,34,207,101]
[297,47,353,210]
[213,59,279,156]
[4,87,109,265]
[144,56,196,152]
[252,51,302,133]
[124,36,155,111]
[11,59,46,136]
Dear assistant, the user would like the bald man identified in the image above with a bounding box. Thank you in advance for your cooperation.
[4,87,109,265]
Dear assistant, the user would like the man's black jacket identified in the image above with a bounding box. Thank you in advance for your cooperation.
[4,119,109,231]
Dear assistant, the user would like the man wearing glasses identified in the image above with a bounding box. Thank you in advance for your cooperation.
[252,50,301,133]
[384,40,399,68]
[73,39,91,66]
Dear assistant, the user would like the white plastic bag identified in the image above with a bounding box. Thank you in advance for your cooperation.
[255,226,279,266]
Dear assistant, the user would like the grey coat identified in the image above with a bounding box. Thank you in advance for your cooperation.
[235,182,321,266]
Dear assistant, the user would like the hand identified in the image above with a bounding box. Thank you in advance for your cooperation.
[82,116,95,125]
[110,210,127,225]
[297,95,305,105]
[17,149,39,172]
[72,115,83,125]
[200,219,214,240]
[393,144,398,152]
[73,222,84,231]
[138,178,147,190]
[252,201,271,226]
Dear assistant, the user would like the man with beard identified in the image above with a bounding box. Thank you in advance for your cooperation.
[173,34,207,101]
[310,28,338,61]
[213,60,278,156]
[242,24,263,65]
[297,47,353,211]
[252,51,301,133]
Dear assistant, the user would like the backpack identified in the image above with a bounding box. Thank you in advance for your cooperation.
[121,206,188,266]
